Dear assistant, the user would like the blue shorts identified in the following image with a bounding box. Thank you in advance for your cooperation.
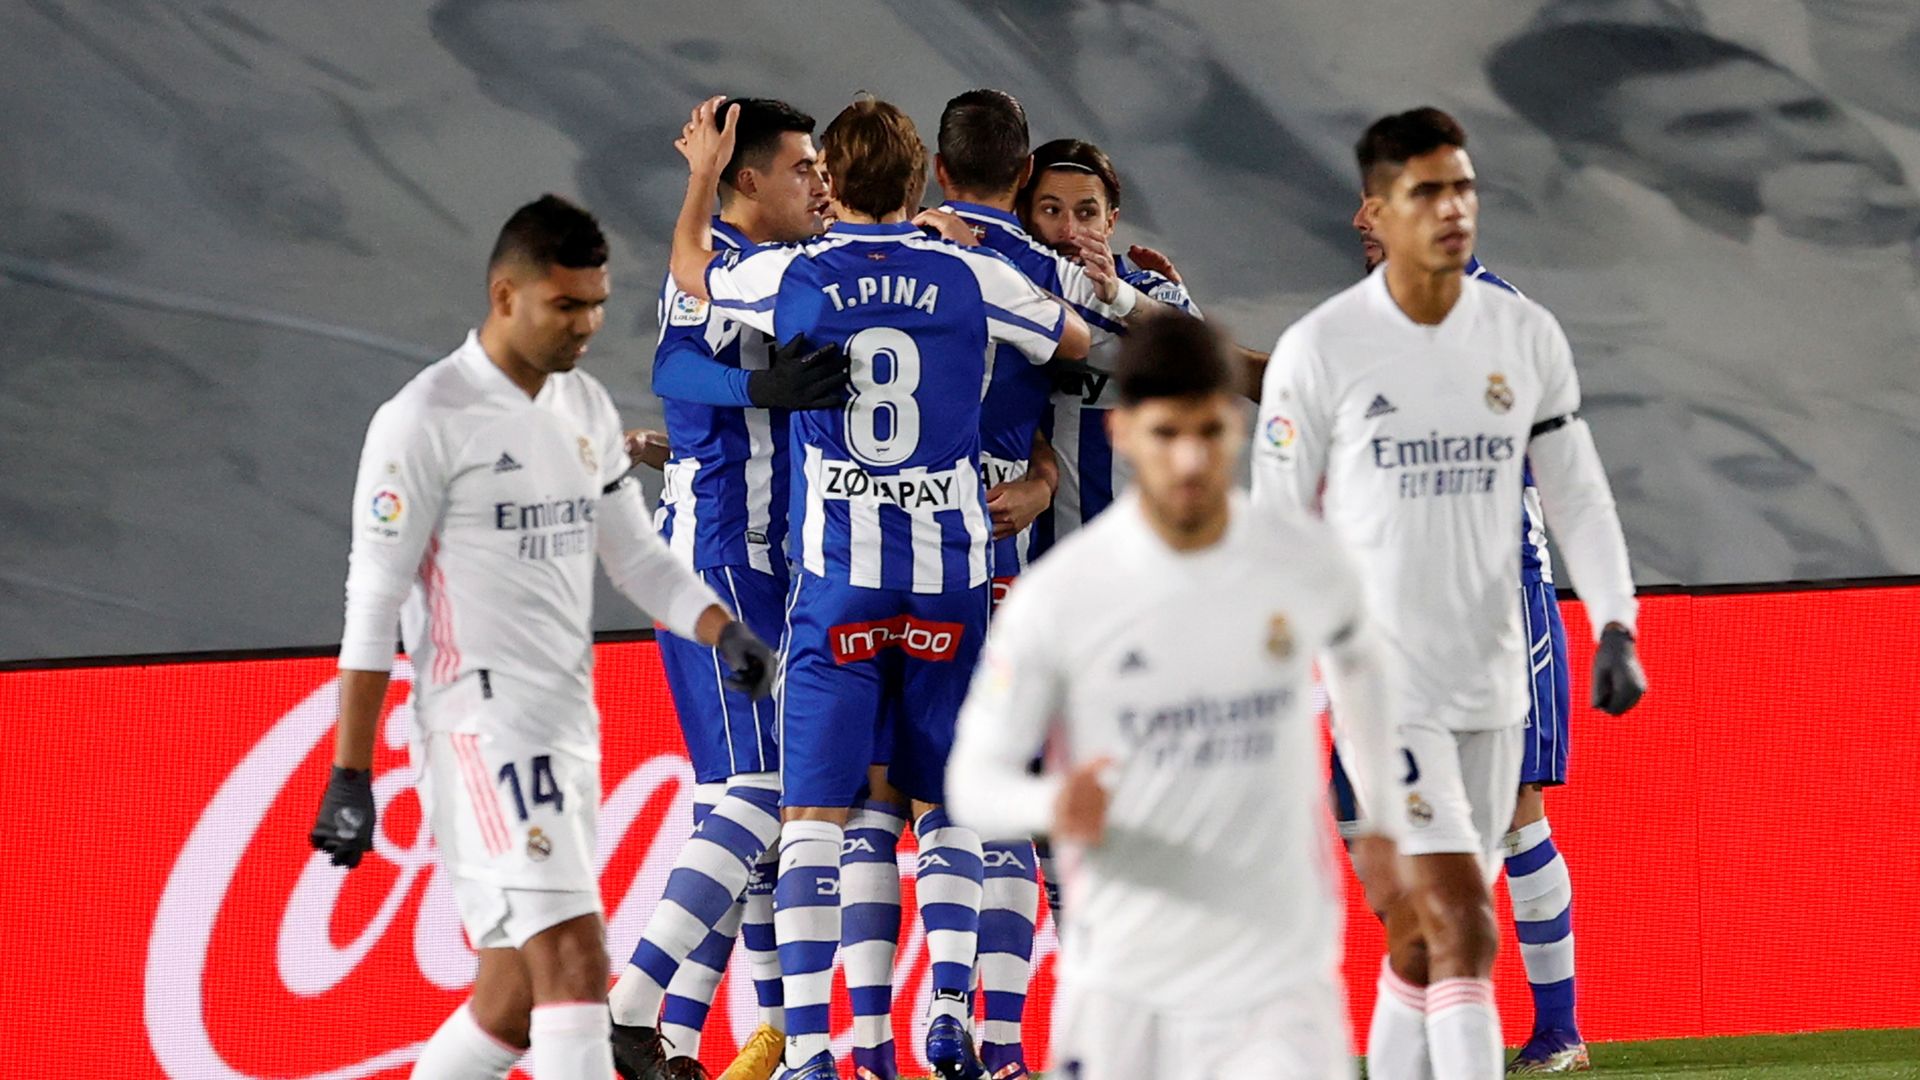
[1328,577,1575,828]
[777,572,989,808]
[658,565,786,784]
[1519,575,1571,786]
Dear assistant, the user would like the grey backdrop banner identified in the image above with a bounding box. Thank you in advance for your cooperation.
[4,0,1917,659]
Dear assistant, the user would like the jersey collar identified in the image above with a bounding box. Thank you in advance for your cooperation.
[456,330,553,404]
[826,221,920,240]
[711,217,751,251]
[944,200,1023,233]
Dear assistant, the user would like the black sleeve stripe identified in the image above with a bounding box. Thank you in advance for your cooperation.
[602,477,631,495]
[1530,412,1579,439]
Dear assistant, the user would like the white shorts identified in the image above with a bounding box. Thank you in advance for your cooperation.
[413,673,604,948]
[1052,980,1353,1080]
[1396,720,1523,883]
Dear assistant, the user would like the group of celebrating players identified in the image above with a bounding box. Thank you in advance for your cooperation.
[308,84,1648,1080]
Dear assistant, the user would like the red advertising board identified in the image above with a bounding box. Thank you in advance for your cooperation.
[4,586,1918,1077]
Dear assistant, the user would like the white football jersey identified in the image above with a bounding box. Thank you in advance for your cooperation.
[1253,271,1585,732]
[948,493,1373,1012]
[339,332,719,753]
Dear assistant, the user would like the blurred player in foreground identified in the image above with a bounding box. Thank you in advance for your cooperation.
[949,313,1408,1080]
[308,196,776,1080]
[1344,152,1592,1076]
[1255,109,1645,1080]
[611,97,844,1080]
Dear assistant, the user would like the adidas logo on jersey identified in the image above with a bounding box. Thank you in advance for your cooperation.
[1118,649,1148,674]
[493,452,523,473]
[1364,395,1398,419]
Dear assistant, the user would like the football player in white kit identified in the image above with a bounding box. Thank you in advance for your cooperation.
[948,313,1410,1080]
[1253,109,1647,1080]
[307,196,777,1080]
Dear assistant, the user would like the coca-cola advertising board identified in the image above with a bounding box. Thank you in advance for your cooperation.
[5,587,1918,1077]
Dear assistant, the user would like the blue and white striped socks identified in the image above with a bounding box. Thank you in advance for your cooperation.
[914,808,985,1023]
[842,800,906,1078]
[741,845,785,1032]
[977,840,1038,1074]
[1504,817,1580,1039]
[610,778,781,1033]
[775,818,844,1066]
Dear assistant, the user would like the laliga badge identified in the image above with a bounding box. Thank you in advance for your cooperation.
[526,827,553,862]
[1266,614,1294,660]
[1485,373,1515,414]
[577,436,597,474]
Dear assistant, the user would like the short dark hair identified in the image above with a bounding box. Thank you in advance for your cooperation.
[822,97,927,220]
[719,97,816,192]
[938,89,1030,194]
[487,194,608,276]
[1114,312,1234,406]
[1020,138,1123,216]
[1355,107,1469,193]
[1487,22,1779,146]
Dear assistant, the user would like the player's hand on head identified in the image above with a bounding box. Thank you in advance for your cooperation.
[1125,244,1182,284]
[747,337,851,410]
[1052,756,1113,846]
[985,477,1053,539]
[677,96,738,175]
[625,428,672,471]
[1590,624,1646,716]
[309,766,376,869]
[913,208,978,246]
[716,619,777,699]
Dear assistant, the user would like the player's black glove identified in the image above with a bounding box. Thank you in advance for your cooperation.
[717,619,777,699]
[309,766,376,868]
[1590,624,1647,716]
[746,336,849,410]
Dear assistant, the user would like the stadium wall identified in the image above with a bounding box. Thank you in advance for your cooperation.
[4,585,1916,1077]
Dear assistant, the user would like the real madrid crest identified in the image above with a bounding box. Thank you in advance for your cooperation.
[1484,373,1514,414]
[527,826,553,862]
[1406,793,1434,828]
[1266,614,1294,660]
[577,435,598,474]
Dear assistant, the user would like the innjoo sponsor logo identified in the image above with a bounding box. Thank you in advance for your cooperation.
[141,660,700,1079]
[830,616,966,664]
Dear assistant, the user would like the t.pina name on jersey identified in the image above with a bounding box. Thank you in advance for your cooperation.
[822,276,940,313]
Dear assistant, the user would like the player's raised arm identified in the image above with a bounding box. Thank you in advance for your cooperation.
[946,585,1068,841]
[1525,315,1646,715]
[1250,324,1332,517]
[971,247,1091,361]
[669,96,740,302]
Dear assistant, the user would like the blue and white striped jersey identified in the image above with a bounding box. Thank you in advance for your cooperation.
[653,219,789,576]
[705,221,1065,593]
[1467,256,1554,586]
[945,202,1134,578]
[1036,254,1201,554]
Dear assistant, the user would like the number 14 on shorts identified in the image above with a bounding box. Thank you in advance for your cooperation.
[497,755,564,820]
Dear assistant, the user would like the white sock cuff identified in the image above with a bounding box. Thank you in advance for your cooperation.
[729,770,782,792]
[1378,955,1427,1010]
[847,803,907,837]
[782,818,842,850]
[531,1002,611,1038]
[1425,978,1495,1016]
[1503,817,1552,856]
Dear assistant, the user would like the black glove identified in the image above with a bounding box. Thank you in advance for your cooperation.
[1590,624,1647,716]
[746,337,849,410]
[309,766,376,868]
[716,620,777,699]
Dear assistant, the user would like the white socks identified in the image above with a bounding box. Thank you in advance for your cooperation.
[1426,977,1502,1080]
[411,1003,521,1079]
[530,1002,613,1079]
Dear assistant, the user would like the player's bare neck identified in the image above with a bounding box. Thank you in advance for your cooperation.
[723,203,779,247]
[947,187,1016,213]
[835,208,912,225]
[1383,262,1465,327]
[1141,500,1228,553]
[478,323,547,399]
